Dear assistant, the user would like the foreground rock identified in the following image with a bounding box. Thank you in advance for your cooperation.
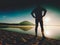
[0,29,60,45]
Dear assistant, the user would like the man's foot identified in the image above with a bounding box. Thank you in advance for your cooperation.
[41,36,46,40]
[35,34,37,37]
[34,35,38,39]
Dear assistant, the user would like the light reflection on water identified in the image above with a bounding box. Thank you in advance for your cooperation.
[1,26,60,40]
[44,26,60,39]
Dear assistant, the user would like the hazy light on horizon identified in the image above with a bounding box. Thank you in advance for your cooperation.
[0,8,60,25]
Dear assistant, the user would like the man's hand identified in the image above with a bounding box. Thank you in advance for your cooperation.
[42,9,47,17]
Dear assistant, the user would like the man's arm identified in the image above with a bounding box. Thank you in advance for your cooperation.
[42,8,47,17]
[31,10,36,18]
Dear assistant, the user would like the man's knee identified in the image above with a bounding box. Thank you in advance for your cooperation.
[35,24,38,28]
[35,22,38,27]
[41,29,44,32]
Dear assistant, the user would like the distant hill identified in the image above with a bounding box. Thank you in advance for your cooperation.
[19,21,34,25]
[0,21,34,26]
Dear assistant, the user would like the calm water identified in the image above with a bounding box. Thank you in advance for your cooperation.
[0,26,60,40]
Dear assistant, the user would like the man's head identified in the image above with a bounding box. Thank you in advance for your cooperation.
[36,5,42,9]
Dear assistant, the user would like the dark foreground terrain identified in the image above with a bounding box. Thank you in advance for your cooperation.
[0,29,60,45]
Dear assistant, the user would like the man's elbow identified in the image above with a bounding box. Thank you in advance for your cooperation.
[45,10,47,13]
[31,12,33,15]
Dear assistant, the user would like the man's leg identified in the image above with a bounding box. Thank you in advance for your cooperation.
[40,20,45,38]
[35,20,38,37]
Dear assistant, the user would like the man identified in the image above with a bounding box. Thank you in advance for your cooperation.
[31,6,47,38]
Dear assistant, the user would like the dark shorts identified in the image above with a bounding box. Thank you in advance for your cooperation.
[35,19,43,22]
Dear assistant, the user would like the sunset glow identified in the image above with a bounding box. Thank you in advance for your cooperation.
[44,17,50,23]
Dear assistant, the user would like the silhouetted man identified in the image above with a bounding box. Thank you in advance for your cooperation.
[31,6,47,38]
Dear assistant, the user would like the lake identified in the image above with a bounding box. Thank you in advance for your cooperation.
[0,26,60,40]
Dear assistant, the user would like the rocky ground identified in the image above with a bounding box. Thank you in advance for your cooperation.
[0,29,60,45]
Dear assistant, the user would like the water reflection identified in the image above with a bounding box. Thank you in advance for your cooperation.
[0,27,35,35]
[0,26,60,40]
[19,26,33,31]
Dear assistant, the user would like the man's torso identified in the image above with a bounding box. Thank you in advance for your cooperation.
[34,8,43,20]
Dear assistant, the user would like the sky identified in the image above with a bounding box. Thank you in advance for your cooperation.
[0,0,60,25]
